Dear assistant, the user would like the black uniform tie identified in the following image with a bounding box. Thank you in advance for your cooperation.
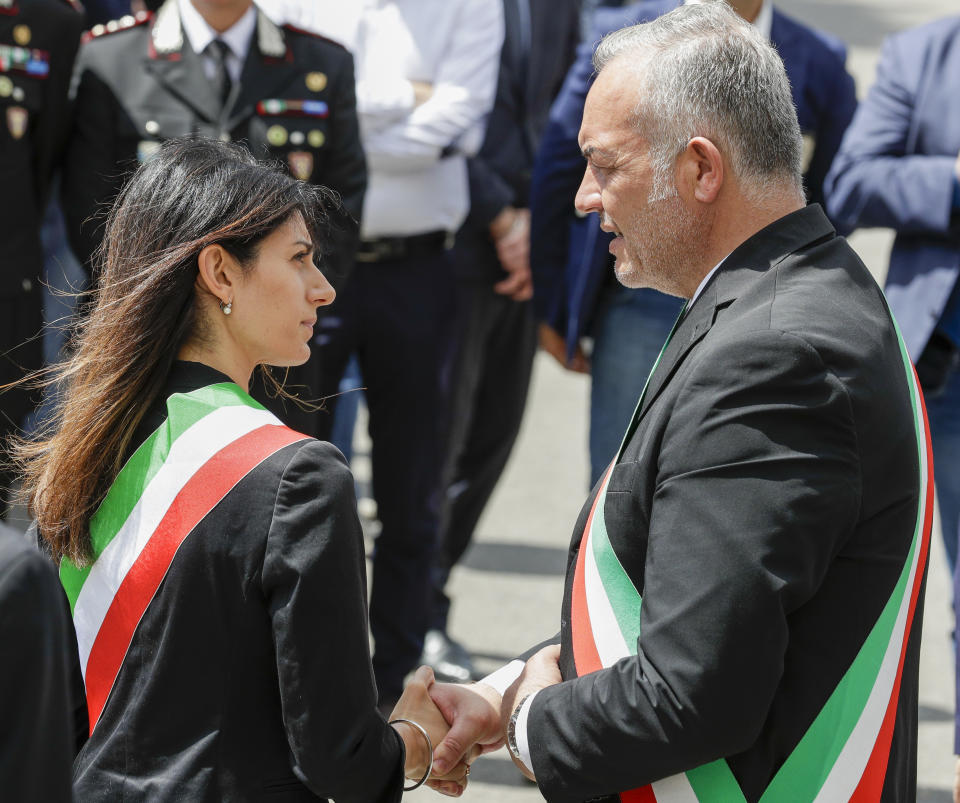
[207,39,233,110]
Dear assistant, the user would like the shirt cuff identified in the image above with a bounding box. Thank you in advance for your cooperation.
[515,691,538,777]
[480,659,524,696]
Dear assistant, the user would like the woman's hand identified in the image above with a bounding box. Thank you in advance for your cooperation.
[389,666,475,795]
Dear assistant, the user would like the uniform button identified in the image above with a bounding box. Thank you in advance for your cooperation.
[21,279,32,292]
[145,120,160,135]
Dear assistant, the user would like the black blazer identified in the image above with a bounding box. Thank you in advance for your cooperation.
[70,362,404,802]
[61,0,366,282]
[453,0,579,282]
[0,525,76,803]
[527,206,923,803]
[0,0,82,416]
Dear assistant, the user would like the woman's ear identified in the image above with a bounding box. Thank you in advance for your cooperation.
[196,244,238,305]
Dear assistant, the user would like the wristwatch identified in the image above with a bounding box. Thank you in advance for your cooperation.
[507,694,531,765]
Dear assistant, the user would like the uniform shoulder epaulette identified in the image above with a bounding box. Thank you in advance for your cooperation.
[282,23,348,53]
[83,10,152,43]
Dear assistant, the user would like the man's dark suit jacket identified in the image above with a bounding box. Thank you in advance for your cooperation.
[526,206,924,803]
[453,0,579,282]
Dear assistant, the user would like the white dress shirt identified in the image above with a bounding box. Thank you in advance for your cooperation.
[267,0,501,238]
[178,0,256,84]
[255,0,361,49]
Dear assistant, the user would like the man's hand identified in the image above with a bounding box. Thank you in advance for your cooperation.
[389,667,474,796]
[428,681,503,781]
[412,81,434,107]
[490,207,532,301]
[539,322,589,373]
[500,645,562,781]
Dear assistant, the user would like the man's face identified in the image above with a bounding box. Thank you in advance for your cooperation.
[575,60,706,297]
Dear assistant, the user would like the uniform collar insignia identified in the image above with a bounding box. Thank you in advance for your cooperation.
[257,9,286,59]
[152,0,184,55]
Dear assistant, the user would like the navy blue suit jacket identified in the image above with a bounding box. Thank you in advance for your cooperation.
[454,0,580,281]
[825,17,960,362]
[531,1,857,358]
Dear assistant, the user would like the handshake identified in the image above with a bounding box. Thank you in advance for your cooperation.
[387,644,562,797]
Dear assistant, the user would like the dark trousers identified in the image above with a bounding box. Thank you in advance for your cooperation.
[429,282,537,632]
[313,249,455,701]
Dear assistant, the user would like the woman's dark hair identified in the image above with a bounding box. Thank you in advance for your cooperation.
[17,137,339,564]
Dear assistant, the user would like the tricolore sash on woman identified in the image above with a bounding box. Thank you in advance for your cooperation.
[60,383,308,734]
[569,317,932,802]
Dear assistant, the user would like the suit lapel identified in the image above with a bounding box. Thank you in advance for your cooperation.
[633,205,837,428]
[144,0,220,124]
[226,10,297,130]
[635,285,717,423]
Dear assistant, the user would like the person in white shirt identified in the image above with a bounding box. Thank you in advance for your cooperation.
[293,0,504,708]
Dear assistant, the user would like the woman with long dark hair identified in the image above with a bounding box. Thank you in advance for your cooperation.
[16,138,467,801]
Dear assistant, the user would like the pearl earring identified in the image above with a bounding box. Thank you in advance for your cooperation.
[219,299,233,316]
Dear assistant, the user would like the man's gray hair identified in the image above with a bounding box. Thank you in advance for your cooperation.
[593,0,804,202]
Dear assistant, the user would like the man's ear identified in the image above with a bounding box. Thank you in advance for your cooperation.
[196,244,238,305]
[677,136,724,204]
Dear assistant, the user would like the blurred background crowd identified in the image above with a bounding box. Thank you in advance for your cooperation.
[2,0,960,798]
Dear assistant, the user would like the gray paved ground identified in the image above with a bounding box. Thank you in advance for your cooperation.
[365,1,959,798]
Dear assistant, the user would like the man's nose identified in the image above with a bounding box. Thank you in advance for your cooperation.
[575,167,601,217]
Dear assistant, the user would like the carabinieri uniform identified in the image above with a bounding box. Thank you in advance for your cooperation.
[0,0,82,508]
[61,0,366,280]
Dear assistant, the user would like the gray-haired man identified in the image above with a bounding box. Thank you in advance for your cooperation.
[417,3,928,801]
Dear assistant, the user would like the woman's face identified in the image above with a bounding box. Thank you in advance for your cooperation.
[229,214,334,370]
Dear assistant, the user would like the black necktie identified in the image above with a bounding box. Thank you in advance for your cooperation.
[208,39,233,110]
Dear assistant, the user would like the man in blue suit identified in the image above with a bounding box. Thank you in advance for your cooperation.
[532,0,857,484]
[825,18,960,580]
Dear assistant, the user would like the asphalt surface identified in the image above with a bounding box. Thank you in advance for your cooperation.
[353,1,959,799]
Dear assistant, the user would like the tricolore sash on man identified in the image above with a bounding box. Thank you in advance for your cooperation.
[570,317,933,802]
[60,383,308,734]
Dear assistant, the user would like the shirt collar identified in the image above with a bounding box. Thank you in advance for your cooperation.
[689,256,726,304]
[177,0,257,60]
[682,0,772,41]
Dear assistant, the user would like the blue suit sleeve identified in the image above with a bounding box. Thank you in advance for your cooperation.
[529,35,596,325]
[802,45,857,215]
[825,32,957,236]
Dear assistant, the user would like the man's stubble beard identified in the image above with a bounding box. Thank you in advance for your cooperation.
[614,194,708,300]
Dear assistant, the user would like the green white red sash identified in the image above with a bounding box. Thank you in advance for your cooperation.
[60,383,308,734]
[570,320,933,802]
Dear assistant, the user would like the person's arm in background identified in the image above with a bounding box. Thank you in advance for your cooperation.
[800,36,856,215]
[60,45,128,277]
[529,12,618,373]
[825,28,957,236]
[359,0,503,173]
[32,0,84,214]
[313,47,366,287]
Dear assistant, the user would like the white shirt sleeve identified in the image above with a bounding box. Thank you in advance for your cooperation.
[361,0,504,172]
[479,659,524,696]
[515,691,538,778]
